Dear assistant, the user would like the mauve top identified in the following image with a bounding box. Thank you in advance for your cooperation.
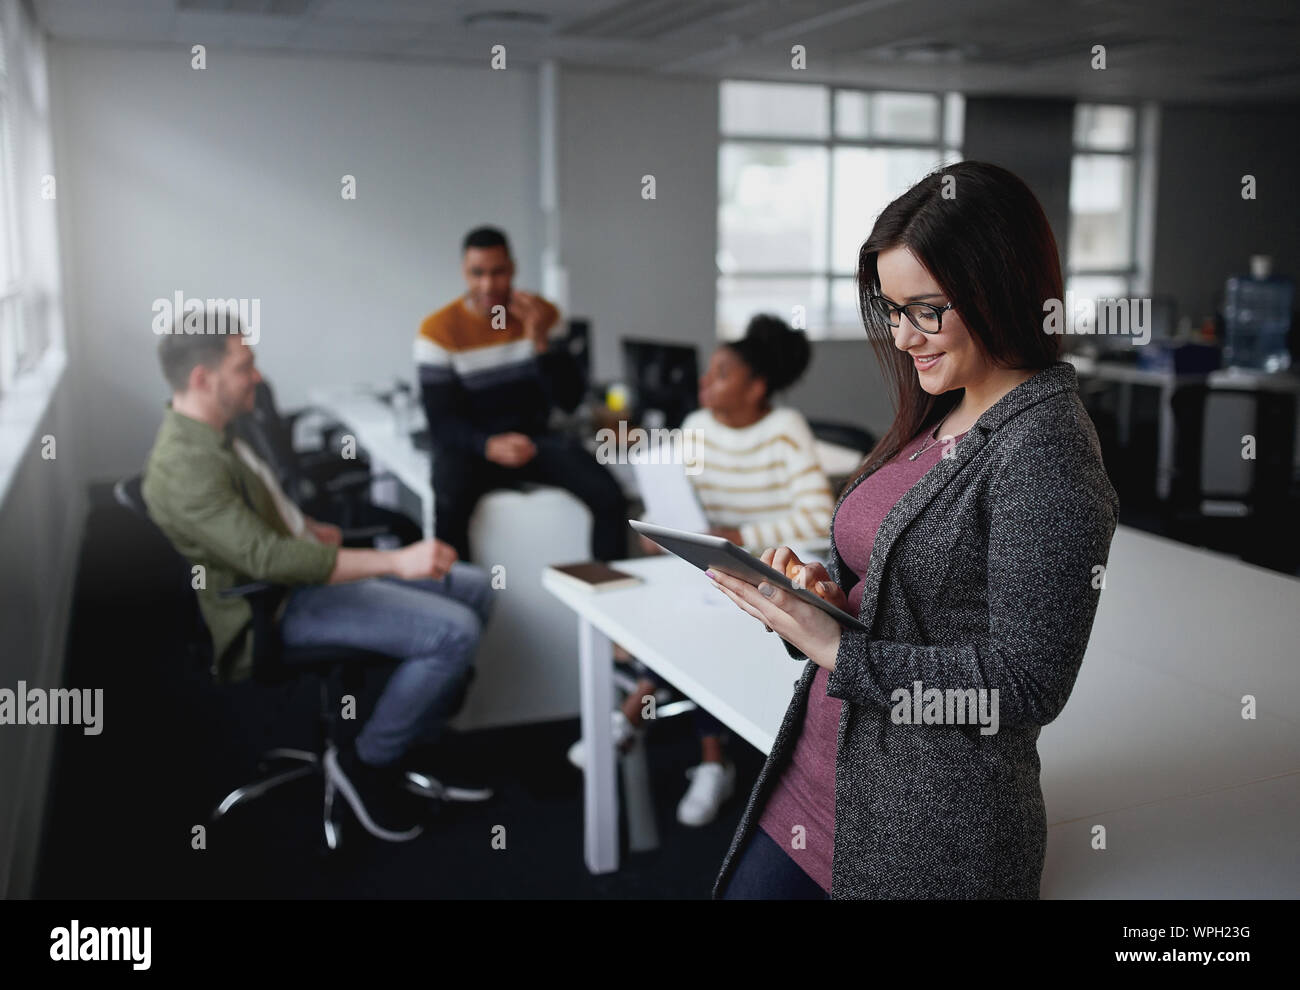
[757,422,970,892]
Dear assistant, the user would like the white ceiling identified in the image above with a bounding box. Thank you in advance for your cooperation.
[30,0,1300,103]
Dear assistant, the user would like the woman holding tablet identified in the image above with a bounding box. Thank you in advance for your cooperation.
[708,161,1119,899]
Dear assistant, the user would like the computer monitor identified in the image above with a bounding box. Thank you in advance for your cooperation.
[1093,294,1177,352]
[620,338,699,430]
[1149,295,1177,343]
[564,318,591,384]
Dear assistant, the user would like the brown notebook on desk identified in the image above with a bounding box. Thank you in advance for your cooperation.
[548,562,642,593]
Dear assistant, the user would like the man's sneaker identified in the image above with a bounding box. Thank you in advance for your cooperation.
[398,744,494,803]
[566,710,642,770]
[676,761,736,826]
[326,745,425,841]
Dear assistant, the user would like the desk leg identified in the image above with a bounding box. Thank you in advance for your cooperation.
[579,617,618,873]
[621,737,660,853]
[1117,381,1132,446]
[421,495,435,540]
[1157,382,1175,500]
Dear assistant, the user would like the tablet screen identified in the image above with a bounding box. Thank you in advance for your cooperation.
[628,519,869,633]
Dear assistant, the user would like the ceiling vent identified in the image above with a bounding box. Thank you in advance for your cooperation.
[177,0,314,15]
[565,0,736,41]
[463,10,553,34]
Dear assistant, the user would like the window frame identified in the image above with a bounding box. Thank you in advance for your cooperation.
[718,79,963,340]
[0,19,20,398]
[1066,101,1143,297]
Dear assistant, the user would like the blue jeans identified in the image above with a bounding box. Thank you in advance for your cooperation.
[720,828,829,900]
[278,562,495,766]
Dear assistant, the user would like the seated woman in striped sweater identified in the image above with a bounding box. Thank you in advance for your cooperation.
[567,314,834,826]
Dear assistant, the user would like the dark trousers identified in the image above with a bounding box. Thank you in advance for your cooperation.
[432,432,629,564]
[720,828,829,900]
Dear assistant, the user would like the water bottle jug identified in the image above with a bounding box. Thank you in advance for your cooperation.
[1223,256,1293,372]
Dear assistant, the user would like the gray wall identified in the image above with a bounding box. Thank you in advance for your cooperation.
[0,368,82,899]
[962,96,1075,272]
[49,42,543,482]
[782,339,893,440]
[557,67,718,384]
[1153,102,1300,325]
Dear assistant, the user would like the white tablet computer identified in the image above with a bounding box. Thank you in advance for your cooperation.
[628,519,869,633]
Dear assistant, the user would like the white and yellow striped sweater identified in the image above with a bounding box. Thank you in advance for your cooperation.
[681,406,834,551]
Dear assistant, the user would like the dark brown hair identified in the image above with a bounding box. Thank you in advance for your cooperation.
[726,313,811,399]
[844,160,1063,495]
[462,225,510,256]
[157,314,241,392]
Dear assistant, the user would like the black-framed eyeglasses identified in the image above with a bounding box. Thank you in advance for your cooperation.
[867,295,954,334]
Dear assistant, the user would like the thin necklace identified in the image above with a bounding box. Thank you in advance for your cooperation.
[909,411,955,461]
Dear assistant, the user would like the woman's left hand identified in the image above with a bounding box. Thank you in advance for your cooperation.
[705,567,843,671]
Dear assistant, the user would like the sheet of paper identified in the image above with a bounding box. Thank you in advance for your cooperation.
[631,442,710,532]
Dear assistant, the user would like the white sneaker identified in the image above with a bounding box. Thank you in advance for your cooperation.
[566,710,641,770]
[676,761,736,826]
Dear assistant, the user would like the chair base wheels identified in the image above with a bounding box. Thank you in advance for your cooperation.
[403,770,493,803]
[212,743,427,849]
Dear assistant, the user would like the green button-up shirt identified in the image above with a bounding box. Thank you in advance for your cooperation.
[142,406,339,683]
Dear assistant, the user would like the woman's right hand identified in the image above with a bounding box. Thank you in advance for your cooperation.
[638,533,664,556]
[760,546,849,612]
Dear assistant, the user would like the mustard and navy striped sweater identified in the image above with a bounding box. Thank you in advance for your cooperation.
[414,296,583,457]
[681,406,834,550]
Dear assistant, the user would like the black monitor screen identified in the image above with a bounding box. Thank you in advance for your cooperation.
[621,338,699,430]
[565,318,591,382]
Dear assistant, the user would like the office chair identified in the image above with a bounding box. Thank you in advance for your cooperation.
[807,419,876,455]
[113,475,489,852]
[233,381,422,545]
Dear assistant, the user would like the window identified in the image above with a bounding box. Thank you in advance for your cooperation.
[1067,104,1139,302]
[0,20,19,396]
[718,81,963,340]
[0,0,65,502]
[0,6,61,407]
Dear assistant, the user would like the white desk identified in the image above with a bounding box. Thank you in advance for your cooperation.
[545,524,1300,896]
[1038,525,1300,898]
[309,387,437,536]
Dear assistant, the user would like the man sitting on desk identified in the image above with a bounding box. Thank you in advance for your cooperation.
[415,225,627,562]
[142,321,495,833]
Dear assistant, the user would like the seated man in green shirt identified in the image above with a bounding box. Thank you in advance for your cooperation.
[143,320,495,835]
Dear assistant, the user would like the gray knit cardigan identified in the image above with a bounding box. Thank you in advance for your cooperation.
[712,360,1120,899]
